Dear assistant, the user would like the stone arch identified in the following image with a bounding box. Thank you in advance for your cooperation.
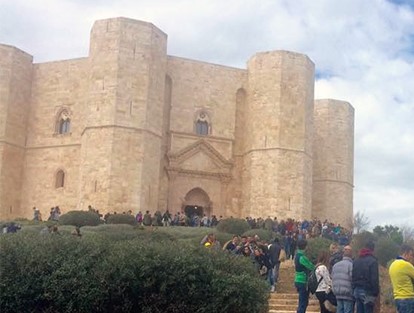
[182,187,212,217]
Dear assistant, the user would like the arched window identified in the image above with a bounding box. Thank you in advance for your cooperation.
[59,118,71,134]
[55,109,71,135]
[196,120,209,135]
[194,111,211,136]
[55,170,65,188]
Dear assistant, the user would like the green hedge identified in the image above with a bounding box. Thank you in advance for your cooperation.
[106,214,137,226]
[59,210,102,227]
[0,233,269,313]
[307,237,333,263]
[216,218,251,235]
[242,229,275,242]
[376,237,400,267]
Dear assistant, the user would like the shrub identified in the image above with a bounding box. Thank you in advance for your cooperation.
[242,229,275,242]
[106,214,137,226]
[0,233,269,313]
[375,237,400,267]
[216,218,251,235]
[352,231,378,254]
[59,210,101,227]
[307,237,333,263]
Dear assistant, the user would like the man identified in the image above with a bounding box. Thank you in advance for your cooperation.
[332,245,354,313]
[268,237,282,292]
[352,240,379,313]
[329,242,343,272]
[294,239,315,313]
[389,244,414,313]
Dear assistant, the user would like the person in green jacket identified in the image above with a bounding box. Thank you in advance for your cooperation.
[294,239,315,313]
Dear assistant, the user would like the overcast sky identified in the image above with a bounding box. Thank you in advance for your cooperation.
[1,0,413,229]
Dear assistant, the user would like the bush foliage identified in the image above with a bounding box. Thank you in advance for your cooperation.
[216,218,251,235]
[59,210,102,227]
[242,229,275,242]
[376,237,400,267]
[0,233,268,313]
[307,237,333,263]
[106,214,137,226]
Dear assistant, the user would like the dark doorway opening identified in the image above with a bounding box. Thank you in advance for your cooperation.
[184,205,203,217]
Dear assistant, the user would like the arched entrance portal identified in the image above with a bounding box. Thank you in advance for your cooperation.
[183,187,211,217]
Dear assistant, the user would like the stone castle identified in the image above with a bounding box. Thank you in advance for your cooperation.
[0,17,354,227]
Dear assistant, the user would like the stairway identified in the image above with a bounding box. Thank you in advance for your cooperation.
[269,259,320,313]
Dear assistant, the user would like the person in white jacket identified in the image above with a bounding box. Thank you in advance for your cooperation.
[315,250,337,313]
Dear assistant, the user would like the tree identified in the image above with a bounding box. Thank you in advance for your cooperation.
[373,225,403,245]
[353,211,370,234]
[399,224,414,243]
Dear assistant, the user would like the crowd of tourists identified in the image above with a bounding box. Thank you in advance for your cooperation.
[280,238,413,313]
[3,203,413,313]
[200,231,414,313]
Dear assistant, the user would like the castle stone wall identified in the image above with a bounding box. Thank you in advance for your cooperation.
[243,51,315,219]
[313,99,354,227]
[0,45,33,219]
[0,17,354,225]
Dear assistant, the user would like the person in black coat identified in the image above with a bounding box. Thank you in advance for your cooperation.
[352,240,379,313]
[268,237,282,291]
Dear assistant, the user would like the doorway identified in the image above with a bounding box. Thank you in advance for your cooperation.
[183,187,211,217]
[184,205,204,217]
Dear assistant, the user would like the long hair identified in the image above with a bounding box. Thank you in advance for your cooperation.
[316,250,330,266]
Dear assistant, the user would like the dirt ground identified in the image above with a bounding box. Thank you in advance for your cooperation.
[378,265,396,313]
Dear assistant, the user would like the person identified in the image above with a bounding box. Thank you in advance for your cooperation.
[389,244,414,313]
[136,211,143,225]
[268,237,282,292]
[162,210,171,227]
[294,239,315,313]
[352,240,379,313]
[332,245,354,313]
[142,210,152,226]
[33,207,42,221]
[329,242,343,272]
[201,233,220,249]
[224,235,240,253]
[315,250,337,313]
[71,226,82,237]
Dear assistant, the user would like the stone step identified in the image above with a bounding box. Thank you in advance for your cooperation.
[269,311,319,313]
[269,299,319,305]
[268,304,320,311]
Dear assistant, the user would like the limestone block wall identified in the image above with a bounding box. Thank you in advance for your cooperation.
[21,146,81,219]
[167,56,246,139]
[312,99,354,227]
[80,18,167,213]
[0,45,33,219]
[0,17,355,222]
[20,58,88,217]
[165,56,245,213]
[243,51,315,219]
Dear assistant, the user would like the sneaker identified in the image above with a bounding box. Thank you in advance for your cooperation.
[270,286,275,293]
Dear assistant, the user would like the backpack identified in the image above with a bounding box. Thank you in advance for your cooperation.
[307,265,323,294]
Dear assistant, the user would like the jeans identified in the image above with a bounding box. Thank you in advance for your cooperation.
[267,268,275,286]
[337,299,355,313]
[395,298,414,313]
[354,287,375,313]
[273,262,281,283]
[295,282,309,313]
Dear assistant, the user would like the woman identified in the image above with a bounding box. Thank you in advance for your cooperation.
[315,250,337,313]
